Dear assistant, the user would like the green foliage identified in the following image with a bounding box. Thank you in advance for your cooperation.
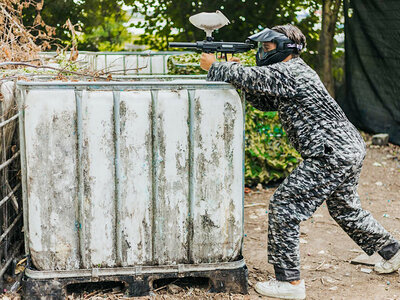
[54,52,81,72]
[79,14,132,51]
[167,53,206,75]
[167,49,257,74]
[168,52,301,185]
[245,106,301,185]
[23,0,132,51]
[131,0,344,93]
[129,0,282,50]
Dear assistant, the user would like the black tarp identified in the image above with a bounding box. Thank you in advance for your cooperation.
[342,0,400,145]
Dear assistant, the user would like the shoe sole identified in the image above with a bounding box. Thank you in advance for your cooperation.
[375,267,400,274]
[375,251,400,274]
[254,285,306,300]
[375,263,400,274]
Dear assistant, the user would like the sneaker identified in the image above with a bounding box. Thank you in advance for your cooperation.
[254,279,306,300]
[375,249,400,274]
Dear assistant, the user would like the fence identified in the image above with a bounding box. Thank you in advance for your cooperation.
[0,82,23,286]
[40,51,190,75]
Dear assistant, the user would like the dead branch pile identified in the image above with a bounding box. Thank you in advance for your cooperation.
[0,81,16,161]
[0,0,54,62]
[0,0,54,163]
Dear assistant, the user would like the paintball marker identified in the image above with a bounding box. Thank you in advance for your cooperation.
[168,10,254,60]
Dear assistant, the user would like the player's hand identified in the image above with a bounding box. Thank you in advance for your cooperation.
[217,54,241,63]
[229,56,241,63]
[200,53,216,71]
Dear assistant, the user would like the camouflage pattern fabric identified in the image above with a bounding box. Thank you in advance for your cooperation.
[207,58,398,277]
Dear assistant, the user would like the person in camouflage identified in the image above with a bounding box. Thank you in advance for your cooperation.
[200,24,400,299]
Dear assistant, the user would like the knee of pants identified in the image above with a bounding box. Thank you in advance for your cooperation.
[269,199,300,225]
[326,200,360,224]
[326,201,343,220]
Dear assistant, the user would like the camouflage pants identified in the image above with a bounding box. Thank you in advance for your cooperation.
[267,147,398,275]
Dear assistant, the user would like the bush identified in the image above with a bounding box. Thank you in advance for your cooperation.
[167,52,206,75]
[245,107,301,185]
[168,52,301,185]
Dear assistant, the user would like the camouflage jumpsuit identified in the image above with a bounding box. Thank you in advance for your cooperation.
[207,57,399,281]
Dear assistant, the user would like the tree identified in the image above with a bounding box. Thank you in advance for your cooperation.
[76,0,132,51]
[318,0,342,97]
[127,0,282,50]
[130,0,344,96]
[23,0,132,51]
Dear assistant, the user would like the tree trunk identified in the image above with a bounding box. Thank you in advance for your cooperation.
[318,0,341,98]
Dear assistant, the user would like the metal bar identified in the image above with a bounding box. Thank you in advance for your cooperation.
[123,56,126,75]
[150,90,158,263]
[25,257,246,280]
[0,212,22,244]
[187,89,195,263]
[241,92,246,252]
[0,113,19,129]
[39,51,190,56]
[0,240,23,278]
[0,151,20,172]
[0,183,21,208]
[75,90,85,268]
[136,55,139,74]
[163,55,166,74]
[0,95,6,262]
[104,54,108,73]
[6,180,19,212]
[112,91,122,265]
[149,54,153,74]
[94,54,98,72]
[22,75,207,81]
[17,82,232,91]
[16,88,29,255]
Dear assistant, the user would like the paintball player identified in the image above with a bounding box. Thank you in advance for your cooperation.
[200,24,400,299]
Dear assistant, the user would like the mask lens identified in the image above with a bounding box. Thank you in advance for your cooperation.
[258,42,268,54]
[257,43,266,59]
[262,42,269,53]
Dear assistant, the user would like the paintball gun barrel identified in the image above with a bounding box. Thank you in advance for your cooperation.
[169,41,254,56]
[168,11,255,60]
[169,40,254,60]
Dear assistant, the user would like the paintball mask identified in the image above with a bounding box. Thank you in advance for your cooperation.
[248,28,303,66]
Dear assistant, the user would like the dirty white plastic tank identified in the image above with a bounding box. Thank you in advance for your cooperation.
[17,80,244,271]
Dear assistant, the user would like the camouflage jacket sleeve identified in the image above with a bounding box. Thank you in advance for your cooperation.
[242,90,277,111]
[207,62,296,111]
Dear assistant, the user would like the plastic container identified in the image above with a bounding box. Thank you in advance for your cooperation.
[17,80,245,273]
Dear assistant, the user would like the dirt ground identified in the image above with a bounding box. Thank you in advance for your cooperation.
[243,141,400,300]
[144,139,400,300]
[2,139,399,300]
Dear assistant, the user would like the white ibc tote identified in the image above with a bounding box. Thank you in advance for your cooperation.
[17,80,245,277]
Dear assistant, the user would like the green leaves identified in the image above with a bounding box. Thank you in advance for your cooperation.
[131,0,282,50]
[167,53,206,75]
[167,50,257,75]
[24,0,132,51]
[244,103,301,185]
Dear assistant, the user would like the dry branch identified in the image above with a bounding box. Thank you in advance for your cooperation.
[0,62,110,80]
[0,0,55,164]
